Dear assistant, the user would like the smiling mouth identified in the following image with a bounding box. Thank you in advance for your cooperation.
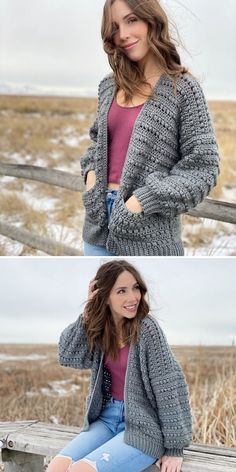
[123,40,139,50]
[123,304,138,312]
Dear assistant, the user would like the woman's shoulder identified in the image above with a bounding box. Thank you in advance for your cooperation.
[98,73,115,97]
[176,72,207,105]
[176,72,201,89]
[140,314,167,342]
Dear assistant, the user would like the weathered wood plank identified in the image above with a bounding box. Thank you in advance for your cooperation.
[2,449,44,472]
[181,449,236,471]
[187,443,236,457]
[0,222,82,256]
[0,422,82,457]
[187,198,236,224]
[0,163,84,192]
[1,422,236,472]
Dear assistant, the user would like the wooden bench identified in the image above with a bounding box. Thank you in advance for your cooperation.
[0,421,236,471]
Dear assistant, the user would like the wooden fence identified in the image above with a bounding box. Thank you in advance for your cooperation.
[1,162,236,256]
[1,421,236,471]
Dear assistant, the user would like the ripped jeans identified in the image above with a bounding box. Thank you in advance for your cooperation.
[57,398,157,472]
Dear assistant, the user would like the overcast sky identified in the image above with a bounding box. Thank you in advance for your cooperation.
[1,0,236,99]
[0,257,235,346]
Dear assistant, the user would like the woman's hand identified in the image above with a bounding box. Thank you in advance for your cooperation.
[155,455,183,472]
[125,195,143,213]
[83,278,98,321]
[85,170,96,191]
[88,277,99,300]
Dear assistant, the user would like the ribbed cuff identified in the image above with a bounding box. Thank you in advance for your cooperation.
[164,448,184,457]
[133,186,158,215]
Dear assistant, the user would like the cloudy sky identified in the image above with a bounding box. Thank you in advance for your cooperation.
[1,0,236,98]
[0,257,235,346]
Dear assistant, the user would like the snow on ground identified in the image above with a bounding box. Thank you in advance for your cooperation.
[0,353,48,362]
[1,138,236,255]
[26,379,81,398]
[185,231,236,256]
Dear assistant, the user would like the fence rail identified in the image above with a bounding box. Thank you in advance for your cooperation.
[1,162,236,255]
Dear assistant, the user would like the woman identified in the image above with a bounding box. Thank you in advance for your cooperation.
[81,0,220,256]
[47,260,192,472]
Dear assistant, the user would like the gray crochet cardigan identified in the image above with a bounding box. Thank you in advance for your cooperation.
[59,314,192,459]
[80,73,219,256]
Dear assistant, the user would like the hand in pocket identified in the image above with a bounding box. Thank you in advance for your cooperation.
[125,195,143,214]
[86,170,96,191]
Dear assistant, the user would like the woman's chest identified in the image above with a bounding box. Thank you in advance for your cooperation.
[98,87,181,175]
[115,89,147,108]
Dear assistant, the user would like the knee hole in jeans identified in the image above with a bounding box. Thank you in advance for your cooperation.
[72,459,98,471]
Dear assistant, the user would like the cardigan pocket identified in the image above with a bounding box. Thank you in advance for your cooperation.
[82,185,107,226]
[108,195,157,241]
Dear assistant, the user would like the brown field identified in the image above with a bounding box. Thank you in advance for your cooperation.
[0,344,235,449]
[0,95,236,256]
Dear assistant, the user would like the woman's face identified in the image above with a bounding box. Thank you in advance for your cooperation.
[107,270,142,326]
[111,0,150,64]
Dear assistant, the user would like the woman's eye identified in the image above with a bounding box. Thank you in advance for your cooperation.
[128,17,137,24]
[117,289,125,294]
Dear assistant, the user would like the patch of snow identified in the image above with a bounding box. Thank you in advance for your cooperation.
[49,416,59,424]
[61,129,89,148]
[26,379,81,397]
[185,232,236,256]
[74,113,87,120]
[63,136,80,147]
[49,150,63,160]
[183,216,236,256]
[7,151,26,164]
[0,353,47,362]
[222,185,236,203]
[0,234,24,255]
[0,176,16,183]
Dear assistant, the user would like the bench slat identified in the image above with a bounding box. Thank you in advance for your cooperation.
[1,421,236,472]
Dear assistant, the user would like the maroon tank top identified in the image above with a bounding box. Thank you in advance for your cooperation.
[107,98,144,184]
[104,345,130,400]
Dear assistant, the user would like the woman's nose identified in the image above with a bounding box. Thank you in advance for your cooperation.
[126,292,138,303]
[119,25,129,42]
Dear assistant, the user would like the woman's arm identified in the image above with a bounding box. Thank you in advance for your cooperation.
[59,279,99,370]
[80,115,98,186]
[58,313,94,370]
[144,317,192,457]
[80,74,106,185]
[133,76,220,217]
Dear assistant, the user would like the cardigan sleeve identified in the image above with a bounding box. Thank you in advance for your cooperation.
[80,115,98,185]
[133,77,220,217]
[58,313,94,369]
[80,76,104,184]
[144,317,192,457]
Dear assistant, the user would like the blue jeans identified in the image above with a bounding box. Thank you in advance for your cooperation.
[57,398,157,471]
[83,189,118,257]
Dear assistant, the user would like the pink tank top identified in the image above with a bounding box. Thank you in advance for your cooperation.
[104,345,130,400]
[107,98,144,184]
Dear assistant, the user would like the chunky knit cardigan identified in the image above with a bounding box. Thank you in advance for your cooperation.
[59,314,192,459]
[80,73,219,256]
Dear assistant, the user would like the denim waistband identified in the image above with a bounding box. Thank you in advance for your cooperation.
[106,188,119,196]
[108,396,124,404]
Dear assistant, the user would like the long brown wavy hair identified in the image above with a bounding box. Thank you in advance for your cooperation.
[101,0,191,101]
[82,260,149,360]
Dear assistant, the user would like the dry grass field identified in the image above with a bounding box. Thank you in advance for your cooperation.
[0,95,236,256]
[0,344,235,448]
